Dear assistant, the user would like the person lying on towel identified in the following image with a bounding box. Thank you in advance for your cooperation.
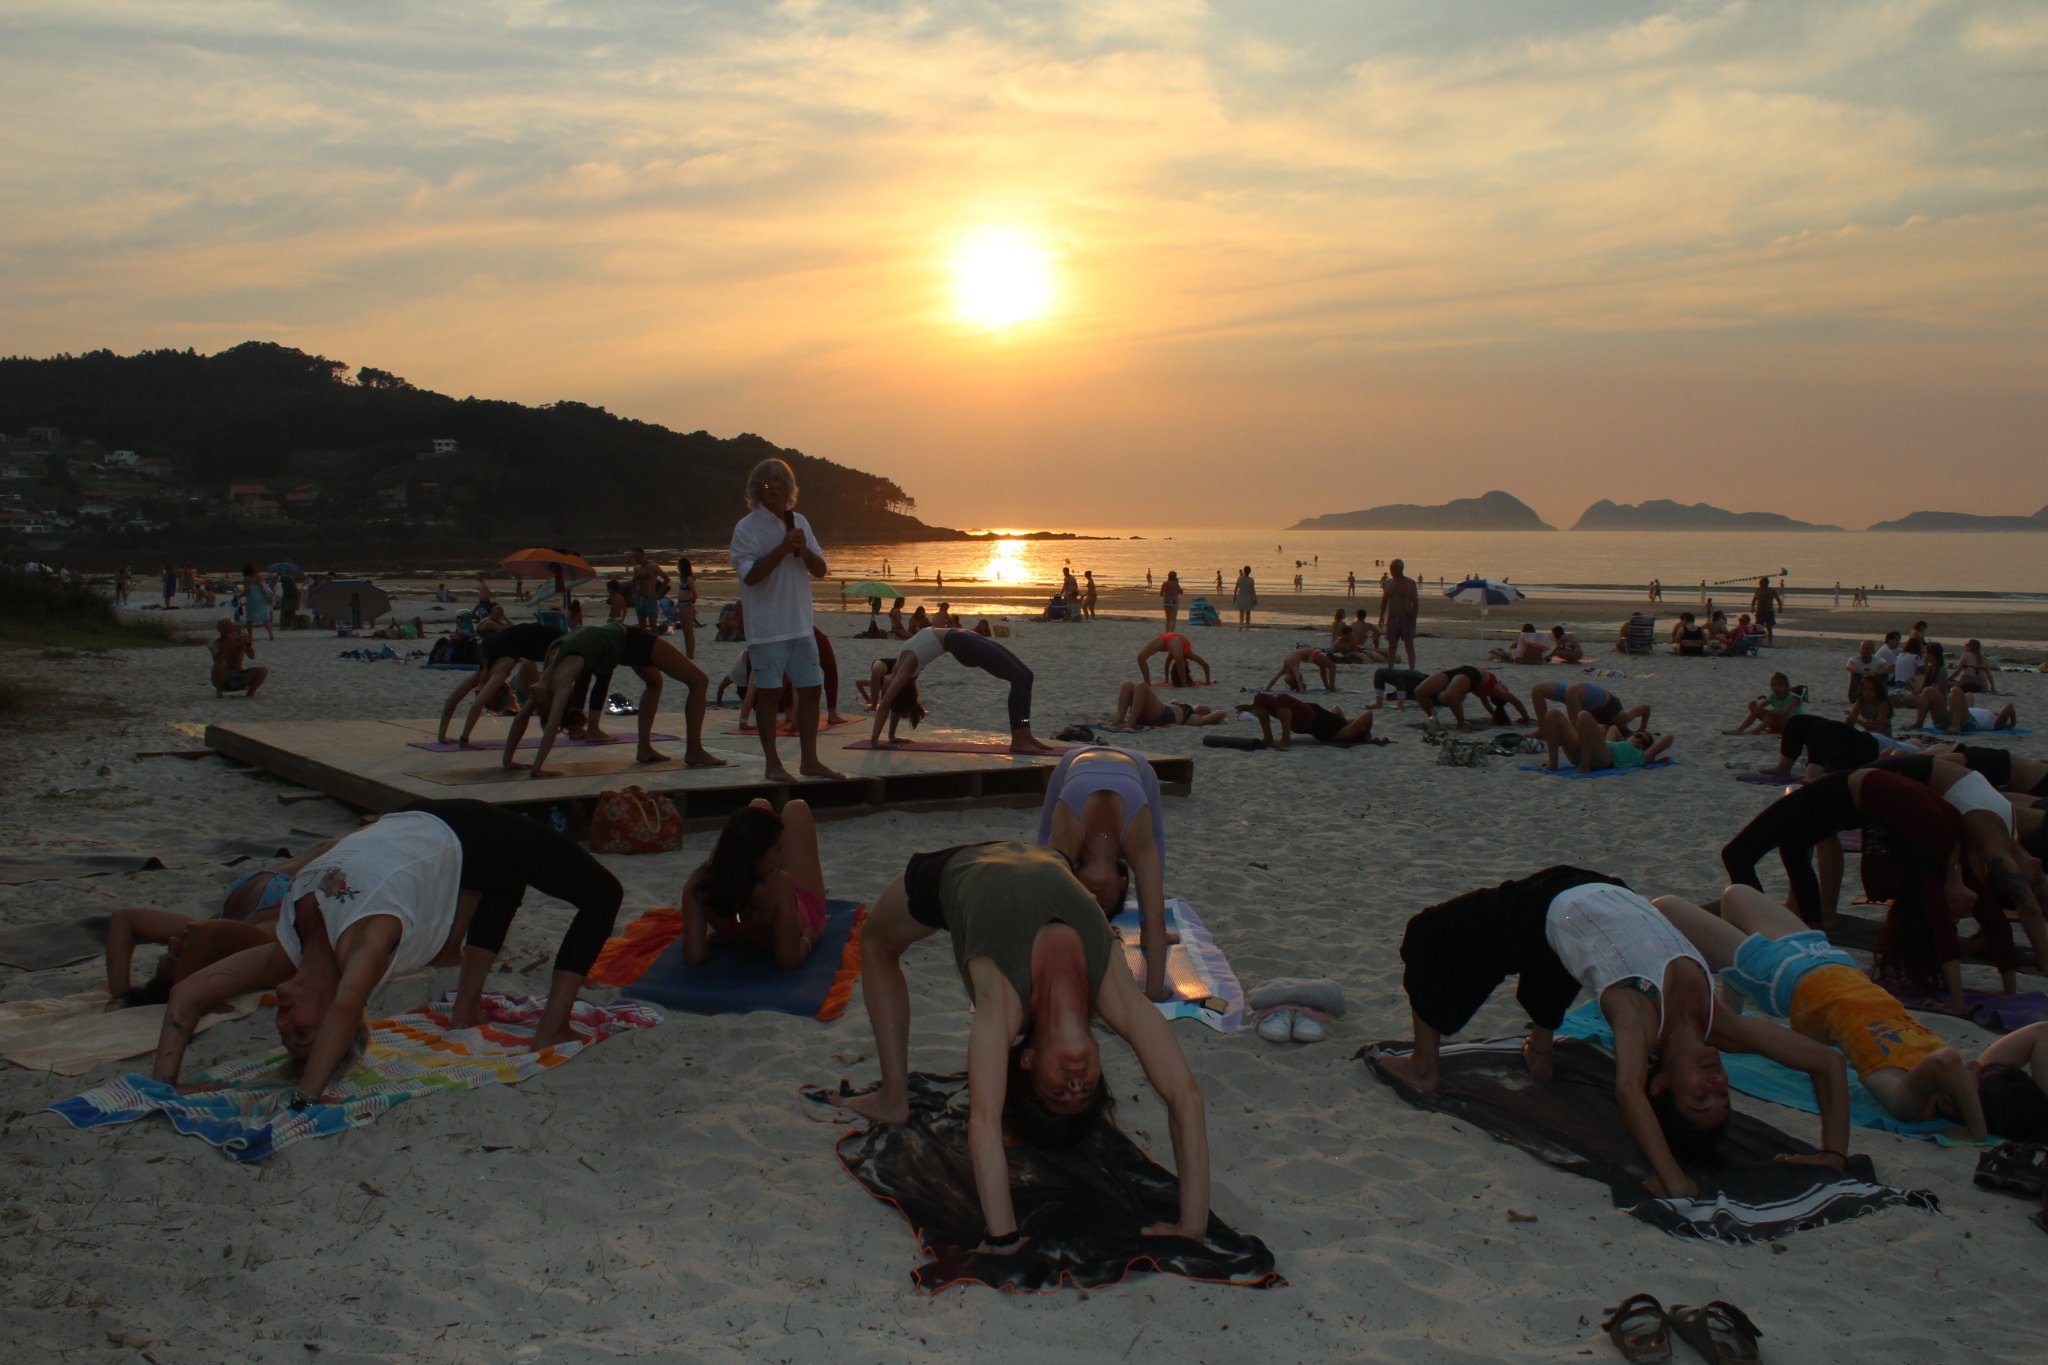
[1383,867,1853,1201]
[1036,746,1174,1001]
[832,842,1210,1252]
[1664,886,2048,1142]
[679,799,830,971]
[148,800,622,1101]
[104,840,338,1007]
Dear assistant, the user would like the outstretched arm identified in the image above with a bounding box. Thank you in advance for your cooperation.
[153,943,292,1083]
[1099,966,1209,1237]
[963,967,1022,1245]
[1606,997,1694,1199]
[298,922,398,1099]
[1191,651,1211,684]
[1713,1011,1850,1165]
[1128,842,1171,1001]
[867,655,919,744]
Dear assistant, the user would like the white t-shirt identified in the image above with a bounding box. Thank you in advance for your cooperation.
[729,505,822,645]
[1872,643,1899,670]
[1891,653,1921,687]
[279,811,464,987]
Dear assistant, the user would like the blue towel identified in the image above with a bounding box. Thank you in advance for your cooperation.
[617,898,862,1016]
[1520,759,1674,779]
[1907,726,2030,738]
[1555,1002,1954,1140]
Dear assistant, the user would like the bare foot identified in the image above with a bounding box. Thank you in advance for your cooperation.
[1011,738,1059,755]
[637,747,670,764]
[503,759,531,771]
[1378,1054,1439,1093]
[827,713,846,725]
[531,1021,587,1051]
[800,761,848,780]
[763,765,797,784]
[837,1088,909,1125]
[683,749,729,768]
[529,767,555,780]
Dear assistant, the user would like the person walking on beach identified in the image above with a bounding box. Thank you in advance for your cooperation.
[1082,570,1098,620]
[1232,565,1257,630]
[1751,577,1783,645]
[1378,559,1419,669]
[730,458,846,784]
[1160,571,1182,631]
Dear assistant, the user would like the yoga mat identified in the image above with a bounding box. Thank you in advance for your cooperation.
[845,739,1073,756]
[1360,1036,1939,1243]
[416,662,479,671]
[1908,726,2031,738]
[1883,981,2048,1035]
[406,732,680,752]
[600,899,867,1019]
[1113,898,1245,1033]
[0,989,258,1075]
[1555,1002,1956,1142]
[415,756,690,786]
[48,992,661,1162]
[814,1070,1283,1294]
[724,716,864,737]
[0,838,297,886]
[1520,760,1675,779]
[0,915,111,971]
[1826,913,2027,974]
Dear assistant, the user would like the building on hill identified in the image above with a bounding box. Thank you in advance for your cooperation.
[104,450,139,467]
[432,438,458,454]
[285,484,321,508]
[228,482,272,504]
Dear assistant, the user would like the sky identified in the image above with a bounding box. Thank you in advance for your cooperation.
[3,0,2045,531]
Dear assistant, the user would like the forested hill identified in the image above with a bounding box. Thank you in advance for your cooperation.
[0,342,958,547]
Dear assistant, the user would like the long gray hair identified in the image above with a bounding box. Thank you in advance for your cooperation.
[745,458,798,510]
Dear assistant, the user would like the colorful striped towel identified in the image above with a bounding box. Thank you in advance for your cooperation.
[1113,898,1245,1032]
[590,900,867,1020]
[46,992,661,1162]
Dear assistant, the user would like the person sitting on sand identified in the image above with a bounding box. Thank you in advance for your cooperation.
[868,628,1055,754]
[1109,680,1231,729]
[1670,612,1707,656]
[1951,639,1996,696]
[1367,666,1428,710]
[1263,645,1337,694]
[1665,885,2048,1142]
[1135,632,1212,687]
[716,601,747,643]
[830,842,1213,1253]
[1412,666,1531,729]
[932,601,960,628]
[208,618,269,698]
[474,602,511,634]
[1383,867,1851,1200]
[437,620,561,746]
[1846,672,1895,736]
[1725,672,1804,735]
[1538,709,1674,773]
[1037,746,1174,1001]
[1910,684,2018,735]
[503,622,727,778]
[149,800,625,1096]
[1548,626,1584,663]
[680,799,830,971]
[105,844,337,1007]
[1488,624,1548,665]
[1240,692,1377,748]
[888,598,910,639]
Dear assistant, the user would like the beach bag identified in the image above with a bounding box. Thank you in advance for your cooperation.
[588,786,684,854]
[1435,735,1489,768]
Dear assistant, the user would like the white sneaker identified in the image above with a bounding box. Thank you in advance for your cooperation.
[1290,1013,1327,1043]
[1256,1009,1296,1043]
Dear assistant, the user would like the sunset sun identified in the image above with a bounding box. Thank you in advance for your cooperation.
[950,228,1053,328]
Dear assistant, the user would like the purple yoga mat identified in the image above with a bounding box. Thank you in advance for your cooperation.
[1885,979,2048,1033]
[409,733,680,753]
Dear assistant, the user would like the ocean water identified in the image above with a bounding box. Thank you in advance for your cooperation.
[802,527,2048,606]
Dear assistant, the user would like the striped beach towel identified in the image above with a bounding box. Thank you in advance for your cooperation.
[1113,898,1245,1033]
[47,993,661,1162]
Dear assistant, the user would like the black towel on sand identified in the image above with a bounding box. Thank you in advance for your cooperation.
[1360,1036,1939,1244]
[816,1071,1283,1293]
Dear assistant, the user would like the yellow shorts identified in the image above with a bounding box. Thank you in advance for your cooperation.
[1788,964,1944,1089]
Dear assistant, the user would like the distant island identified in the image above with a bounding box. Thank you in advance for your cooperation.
[1288,490,1552,532]
[1867,505,2048,532]
[1572,499,1841,532]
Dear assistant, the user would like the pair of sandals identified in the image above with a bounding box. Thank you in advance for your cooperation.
[1603,1294,1761,1363]
[1973,1141,2047,1198]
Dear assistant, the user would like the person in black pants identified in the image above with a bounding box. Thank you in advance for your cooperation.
[1756,714,1885,780]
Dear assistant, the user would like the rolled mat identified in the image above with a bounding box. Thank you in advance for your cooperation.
[593,900,867,1020]
[47,992,660,1162]
[1201,735,1263,751]
[1360,1035,1938,1242]
[810,1070,1283,1293]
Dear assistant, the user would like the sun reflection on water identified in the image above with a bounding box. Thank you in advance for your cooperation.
[983,539,1034,584]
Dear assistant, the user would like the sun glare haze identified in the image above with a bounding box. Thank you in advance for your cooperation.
[950,230,1054,329]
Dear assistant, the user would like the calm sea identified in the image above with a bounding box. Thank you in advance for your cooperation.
[759,527,2048,607]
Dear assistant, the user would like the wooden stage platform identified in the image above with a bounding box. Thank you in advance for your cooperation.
[204,716,1194,827]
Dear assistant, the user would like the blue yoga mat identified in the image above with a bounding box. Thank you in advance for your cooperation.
[1556,1002,1957,1141]
[1520,759,1674,780]
[1906,726,2031,738]
[617,898,861,1016]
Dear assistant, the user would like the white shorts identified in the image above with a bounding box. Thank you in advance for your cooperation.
[1944,768,2014,834]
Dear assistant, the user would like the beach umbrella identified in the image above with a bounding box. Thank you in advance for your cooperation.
[307,578,391,627]
[1444,578,1525,615]
[844,580,903,601]
[502,546,595,602]
[267,561,304,575]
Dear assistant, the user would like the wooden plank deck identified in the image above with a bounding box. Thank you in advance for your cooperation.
[204,717,1194,828]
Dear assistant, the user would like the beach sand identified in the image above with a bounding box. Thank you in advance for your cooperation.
[2,596,2043,1361]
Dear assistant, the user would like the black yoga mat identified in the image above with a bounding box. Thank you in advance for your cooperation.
[1360,1036,1939,1244]
[814,1071,1283,1293]
[0,915,111,972]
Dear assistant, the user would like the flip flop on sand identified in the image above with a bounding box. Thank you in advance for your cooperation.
[1974,1141,2048,1198]
[799,1078,882,1124]
[1600,1293,1672,1362]
[1667,1301,1762,1364]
